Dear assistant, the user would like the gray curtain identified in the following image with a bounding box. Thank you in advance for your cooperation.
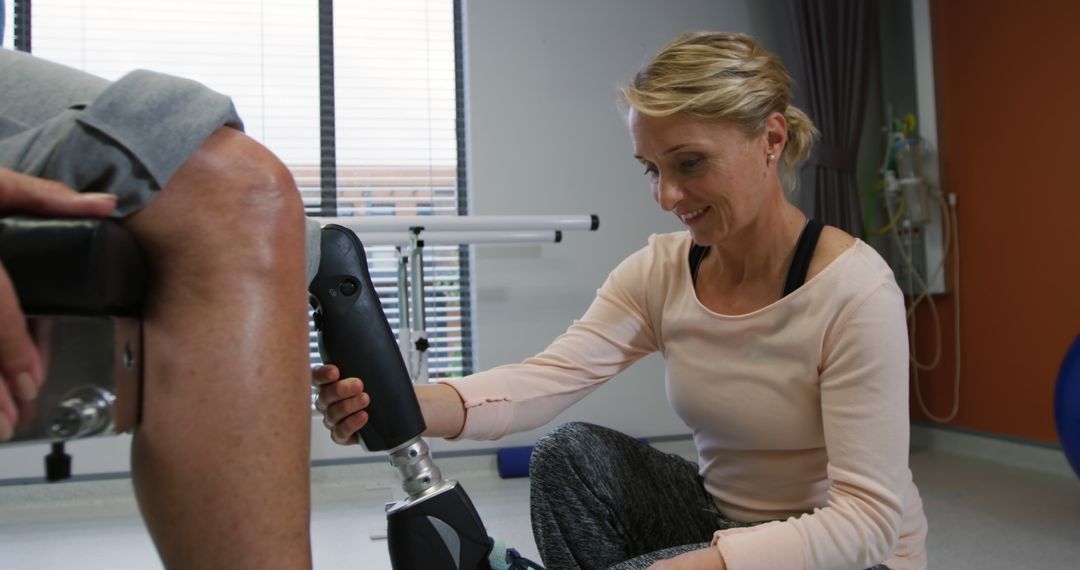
[773,0,879,236]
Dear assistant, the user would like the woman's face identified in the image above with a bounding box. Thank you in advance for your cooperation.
[629,109,781,246]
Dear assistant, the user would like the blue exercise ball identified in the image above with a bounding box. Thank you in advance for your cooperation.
[1055,333,1080,479]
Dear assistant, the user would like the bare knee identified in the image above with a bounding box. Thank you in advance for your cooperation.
[125,127,306,276]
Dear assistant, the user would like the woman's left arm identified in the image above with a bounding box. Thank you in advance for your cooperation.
[806,281,912,563]
[714,280,913,570]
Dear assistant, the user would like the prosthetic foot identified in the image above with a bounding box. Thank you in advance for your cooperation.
[308,224,493,569]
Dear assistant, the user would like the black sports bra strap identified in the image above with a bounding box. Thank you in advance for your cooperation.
[782,219,824,297]
[688,243,709,284]
[688,219,823,296]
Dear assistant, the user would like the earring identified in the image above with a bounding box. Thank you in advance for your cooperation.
[768,153,776,162]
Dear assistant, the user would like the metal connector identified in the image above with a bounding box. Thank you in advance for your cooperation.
[387,436,445,497]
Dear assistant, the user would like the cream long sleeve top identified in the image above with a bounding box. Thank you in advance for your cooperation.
[440,231,928,570]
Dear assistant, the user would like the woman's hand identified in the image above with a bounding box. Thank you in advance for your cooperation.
[312,364,467,443]
[312,364,370,445]
[646,547,727,570]
[0,167,117,441]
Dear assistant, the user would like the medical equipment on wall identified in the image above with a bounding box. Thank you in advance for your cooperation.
[864,113,962,423]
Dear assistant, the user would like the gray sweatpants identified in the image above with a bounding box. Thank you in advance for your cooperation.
[529,422,890,570]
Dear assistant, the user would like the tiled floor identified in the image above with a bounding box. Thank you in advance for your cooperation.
[0,440,1077,569]
[908,446,1080,569]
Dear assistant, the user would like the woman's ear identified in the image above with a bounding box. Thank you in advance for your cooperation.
[764,111,788,158]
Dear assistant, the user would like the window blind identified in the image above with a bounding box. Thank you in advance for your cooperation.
[21,0,473,379]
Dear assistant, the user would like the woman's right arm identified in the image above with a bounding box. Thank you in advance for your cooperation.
[312,366,465,445]
[314,235,666,445]
[415,382,466,439]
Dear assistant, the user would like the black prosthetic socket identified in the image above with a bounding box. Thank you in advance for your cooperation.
[309,224,425,450]
[309,224,494,569]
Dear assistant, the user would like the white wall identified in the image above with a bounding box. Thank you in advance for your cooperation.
[0,0,775,480]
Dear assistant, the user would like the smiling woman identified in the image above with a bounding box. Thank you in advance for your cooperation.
[623,33,825,315]
[315,30,928,570]
[621,32,818,196]
[628,110,792,254]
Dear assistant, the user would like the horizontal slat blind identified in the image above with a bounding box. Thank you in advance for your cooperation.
[27,0,472,379]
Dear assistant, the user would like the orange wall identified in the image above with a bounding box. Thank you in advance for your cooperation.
[910,1,1080,442]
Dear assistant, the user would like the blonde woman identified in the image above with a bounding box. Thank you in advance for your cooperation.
[316,31,927,570]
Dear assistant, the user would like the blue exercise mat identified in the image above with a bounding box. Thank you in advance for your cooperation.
[496,446,535,479]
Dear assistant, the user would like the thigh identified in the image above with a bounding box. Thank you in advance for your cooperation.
[0,48,242,217]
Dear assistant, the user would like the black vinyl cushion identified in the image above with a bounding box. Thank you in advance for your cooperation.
[0,217,146,316]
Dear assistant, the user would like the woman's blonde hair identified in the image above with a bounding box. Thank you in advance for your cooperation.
[620,31,818,193]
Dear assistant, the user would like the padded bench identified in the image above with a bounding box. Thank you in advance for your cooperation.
[0,217,145,448]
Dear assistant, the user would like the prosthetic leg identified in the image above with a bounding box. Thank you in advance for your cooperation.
[309,224,496,570]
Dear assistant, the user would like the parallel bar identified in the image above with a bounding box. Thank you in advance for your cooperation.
[408,235,426,338]
[311,214,598,233]
[353,230,559,247]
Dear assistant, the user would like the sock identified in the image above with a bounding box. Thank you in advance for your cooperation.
[487,536,546,570]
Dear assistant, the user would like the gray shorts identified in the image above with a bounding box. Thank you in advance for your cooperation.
[0,48,243,217]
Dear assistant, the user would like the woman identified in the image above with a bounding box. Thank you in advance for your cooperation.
[315,31,928,570]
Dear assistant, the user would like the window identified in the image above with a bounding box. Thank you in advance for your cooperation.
[17,0,473,379]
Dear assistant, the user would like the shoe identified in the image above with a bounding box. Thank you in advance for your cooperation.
[505,547,545,570]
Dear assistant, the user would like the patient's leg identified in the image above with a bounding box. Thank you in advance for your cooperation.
[123,126,311,569]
